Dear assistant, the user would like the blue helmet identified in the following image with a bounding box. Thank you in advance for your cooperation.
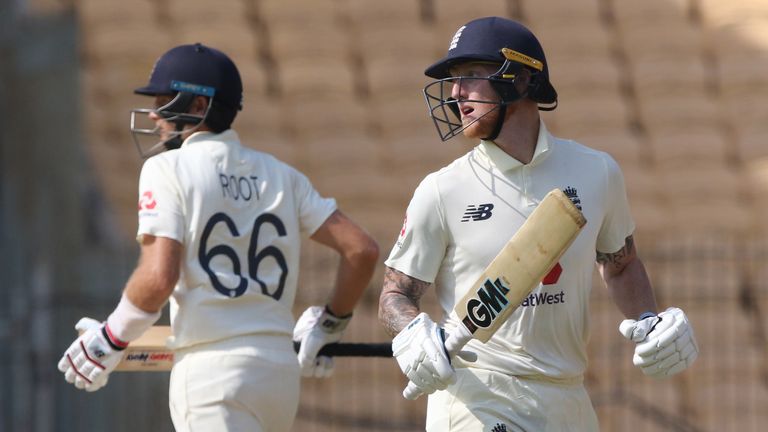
[135,43,243,110]
[423,17,558,141]
[425,17,556,105]
[130,43,242,157]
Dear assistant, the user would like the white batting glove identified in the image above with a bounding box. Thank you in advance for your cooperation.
[293,306,351,378]
[400,320,475,400]
[57,317,128,392]
[393,313,461,400]
[619,307,699,378]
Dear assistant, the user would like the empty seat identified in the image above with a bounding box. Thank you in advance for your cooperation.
[737,123,768,162]
[523,0,603,26]
[432,0,510,34]
[548,93,630,136]
[268,23,351,64]
[275,58,357,100]
[77,0,154,28]
[283,96,371,142]
[636,93,720,134]
[368,95,433,136]
[647,127,730,168]
[658,163,747,203]
[612,0,691,27]
[550,54,623,100]
[620,22,704,62]
[579,130,645,168]
[165,0,248,25]
[258,0,339,27]
[630,57,709,99]
[345,0,422,31]
[175,26,258,61]
[366,56,431,103]
[669,197,756,235]
[537,23,614,67]
[699,0,768,26]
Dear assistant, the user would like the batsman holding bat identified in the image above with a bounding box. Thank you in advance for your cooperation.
[57,43,379,431]
[379,17,698,431]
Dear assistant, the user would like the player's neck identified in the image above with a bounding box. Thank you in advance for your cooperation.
[491,105,540,164]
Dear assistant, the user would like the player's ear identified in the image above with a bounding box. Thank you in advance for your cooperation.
[190,95,209,116]
[514,68,532,94]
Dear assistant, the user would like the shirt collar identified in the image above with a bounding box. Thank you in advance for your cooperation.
[475,120,552,171]
[182,129,239,147]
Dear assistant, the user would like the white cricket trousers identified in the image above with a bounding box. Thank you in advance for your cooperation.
[169,334,300,432]
[426,367,599,432]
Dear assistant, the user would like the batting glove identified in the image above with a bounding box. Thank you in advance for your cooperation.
[619,307,699,378]
[393,313,460,400]
[293,306,351,378]
[58,317,128,392]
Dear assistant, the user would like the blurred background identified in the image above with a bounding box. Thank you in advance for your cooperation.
[1,0,767,430]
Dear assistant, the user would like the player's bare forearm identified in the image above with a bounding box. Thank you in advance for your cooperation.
[124,235,181,313]
[311,210,380,316]
[379,266,431,337]
[597,235,658,319]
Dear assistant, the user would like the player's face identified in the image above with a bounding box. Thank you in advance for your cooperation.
[149,95,177,141]
[449,63,502,140]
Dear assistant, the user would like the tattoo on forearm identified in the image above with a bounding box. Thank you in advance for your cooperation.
[596,235,635,267]
[379,267,430,337]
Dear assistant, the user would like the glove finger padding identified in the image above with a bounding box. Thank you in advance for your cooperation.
[626,307,699,378]
[393,313,456,399]
[58,318,126,392]
[293,306,351,378]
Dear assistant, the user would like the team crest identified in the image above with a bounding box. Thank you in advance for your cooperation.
[563,186,581,211]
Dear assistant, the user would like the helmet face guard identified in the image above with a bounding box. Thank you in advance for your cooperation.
[130,81,215,158]
[423,54,538,142]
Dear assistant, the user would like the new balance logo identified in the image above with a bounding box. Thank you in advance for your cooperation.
[491,423,508,432]
[461,203,494,222]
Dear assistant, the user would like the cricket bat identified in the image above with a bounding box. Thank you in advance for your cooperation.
[403,188,586,399]
[107,326,392,371]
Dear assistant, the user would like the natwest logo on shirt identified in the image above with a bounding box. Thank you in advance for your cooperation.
[138,191,157,211]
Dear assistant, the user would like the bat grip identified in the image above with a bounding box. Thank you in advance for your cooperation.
[444,323,473,357]
[292,341,392,357]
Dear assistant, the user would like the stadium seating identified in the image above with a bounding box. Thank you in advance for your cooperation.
[63,0,768,429]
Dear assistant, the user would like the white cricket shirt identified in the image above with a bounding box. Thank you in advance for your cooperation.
[137,130,337,349]
[386,121,634,381]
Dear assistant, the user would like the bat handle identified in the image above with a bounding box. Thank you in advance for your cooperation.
[444,323,473,357]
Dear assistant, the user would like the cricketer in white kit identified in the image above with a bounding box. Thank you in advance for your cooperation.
[379,17,698,432]
[58,43,379,432]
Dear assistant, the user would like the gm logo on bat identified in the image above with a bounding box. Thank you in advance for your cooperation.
[461,277,511,333]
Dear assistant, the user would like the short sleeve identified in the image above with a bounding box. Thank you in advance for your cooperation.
[291,167,337,235]
[136,156,185,243]
[385,174,448,283]
[596,155,635,253]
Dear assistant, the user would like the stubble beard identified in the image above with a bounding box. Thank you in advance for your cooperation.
[461,105,501,140]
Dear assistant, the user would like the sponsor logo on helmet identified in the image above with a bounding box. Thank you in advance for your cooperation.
[170,80,216,97]
[449,25,466,50]
[501,48,543,71]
